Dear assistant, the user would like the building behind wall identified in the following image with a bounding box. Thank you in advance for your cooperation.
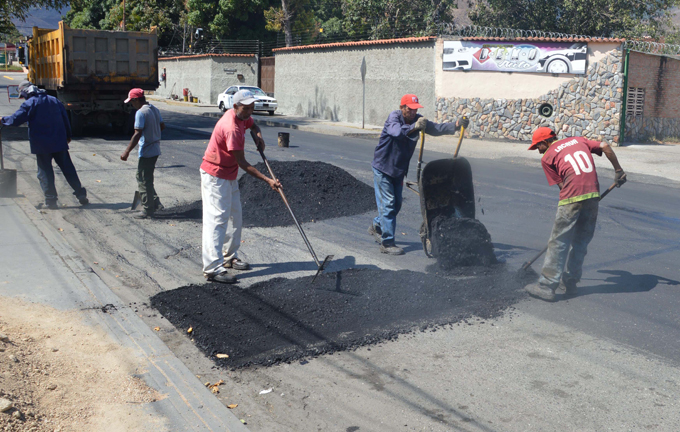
[156,53,258,104]
[625,51,680,142]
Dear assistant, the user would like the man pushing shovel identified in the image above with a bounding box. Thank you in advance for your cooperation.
[369,94,469,255]
[524,127,626,301]
[200,89,281,284]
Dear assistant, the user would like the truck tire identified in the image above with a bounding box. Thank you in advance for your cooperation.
[70,112,84,137]
[125,111,136,136]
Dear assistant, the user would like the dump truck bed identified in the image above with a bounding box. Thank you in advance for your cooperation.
[29,22,158,91]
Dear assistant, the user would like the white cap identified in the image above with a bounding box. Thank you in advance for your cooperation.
[233,89,256,106]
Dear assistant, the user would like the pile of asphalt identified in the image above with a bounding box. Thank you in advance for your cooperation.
[430,216,498,269]
[155,160,376,227]
[150,267,526,369]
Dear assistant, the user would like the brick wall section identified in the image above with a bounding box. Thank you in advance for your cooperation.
[625,51,680,141]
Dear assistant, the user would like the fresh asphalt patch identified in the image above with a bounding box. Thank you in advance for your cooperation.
[155,160,376,227]
[150,267,527,369]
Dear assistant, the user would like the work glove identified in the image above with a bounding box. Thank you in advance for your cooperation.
[413,117,428,132]
[457,116,470,129]
[614,170,627,187]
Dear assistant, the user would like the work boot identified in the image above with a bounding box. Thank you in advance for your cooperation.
[78,196,89,206]
[559,278,578,296]
[380,242,405,256]
[223,257,250,271]
[525,283,556,302]
[134,210,154,219]
[206,272,237,284]
[45,201,58,210]
[368,223,382,241]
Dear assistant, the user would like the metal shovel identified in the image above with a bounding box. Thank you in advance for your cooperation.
[253,135,333,282]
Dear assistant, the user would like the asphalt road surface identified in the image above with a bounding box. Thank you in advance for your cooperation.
[1,73,679,431]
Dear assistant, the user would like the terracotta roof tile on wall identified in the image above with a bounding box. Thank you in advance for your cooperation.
[461,36,625,43]
[273,36,437,52]
[160,53,256,61]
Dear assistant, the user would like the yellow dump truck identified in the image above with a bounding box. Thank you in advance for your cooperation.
[28,22,158,135]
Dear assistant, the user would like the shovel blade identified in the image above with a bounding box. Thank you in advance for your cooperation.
[131,191,141,210]
[311,255,334,284]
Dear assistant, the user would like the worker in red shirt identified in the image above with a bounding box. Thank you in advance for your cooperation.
[524,127,626,301]
[200,90,281,284]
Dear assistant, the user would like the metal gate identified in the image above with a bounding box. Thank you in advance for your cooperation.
[259,56,275,96]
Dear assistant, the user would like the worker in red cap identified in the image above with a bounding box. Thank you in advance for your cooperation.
[121,88,166,219]
[369,94,468,255]
[524,127,627,301]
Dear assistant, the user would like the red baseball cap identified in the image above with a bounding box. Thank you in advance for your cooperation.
[529,127,556,150]
[124,88,144,103]
[400,94,423,109]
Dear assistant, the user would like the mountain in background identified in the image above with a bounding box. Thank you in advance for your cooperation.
[12,7,70,35]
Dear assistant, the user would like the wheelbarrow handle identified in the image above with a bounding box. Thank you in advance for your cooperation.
[415,131,425,182]
[453,116,469,159]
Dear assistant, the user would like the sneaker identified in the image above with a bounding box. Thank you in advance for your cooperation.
[44,201,58,210]
[559,279,578,296]
[380,243,405,256]
[206,272,237,284]
[525,283,556,302]
[223,257,250,271]
[134,210,153,219]
[78,197,89,205]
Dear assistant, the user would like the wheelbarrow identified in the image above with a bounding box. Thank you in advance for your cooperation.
[405,121,475,258]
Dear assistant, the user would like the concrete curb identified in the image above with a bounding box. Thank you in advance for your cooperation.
[11,196,249,432]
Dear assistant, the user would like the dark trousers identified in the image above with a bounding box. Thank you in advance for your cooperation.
[137,156,160,213]
[36,151,87,204]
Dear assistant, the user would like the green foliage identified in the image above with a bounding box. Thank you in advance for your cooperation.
[188,0,275,39]
[1,0,69,34]
[469,0,680,39]
[342,0,456,39]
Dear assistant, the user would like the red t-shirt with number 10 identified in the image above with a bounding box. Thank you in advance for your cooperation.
[541,137,603,206]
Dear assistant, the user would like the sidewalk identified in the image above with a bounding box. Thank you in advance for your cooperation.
[149,95,680,186]
[0,196,248,432]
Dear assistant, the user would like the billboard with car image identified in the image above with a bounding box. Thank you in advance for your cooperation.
[443,41,587,74]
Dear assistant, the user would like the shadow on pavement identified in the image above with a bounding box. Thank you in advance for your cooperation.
[572,269,680,298]
[237,255,381,280]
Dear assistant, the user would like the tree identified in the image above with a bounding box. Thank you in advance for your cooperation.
[187,0,275,40]
[0,0,69,34]
[265,0,315,46]
[468,0,680,39]
[342,0,456,40]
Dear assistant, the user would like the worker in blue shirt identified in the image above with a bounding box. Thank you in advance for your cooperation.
[369,94,468,255]
[1,81,88,209]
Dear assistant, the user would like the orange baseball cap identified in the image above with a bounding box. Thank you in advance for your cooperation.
[529,127,556,150]
[400,94,423,109]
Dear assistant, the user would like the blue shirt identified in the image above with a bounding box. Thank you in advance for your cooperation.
[1,93,70,155]
[371,110,460,179]
[134,104,163,158]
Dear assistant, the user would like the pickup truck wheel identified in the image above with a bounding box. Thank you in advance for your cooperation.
[219,102,226,112]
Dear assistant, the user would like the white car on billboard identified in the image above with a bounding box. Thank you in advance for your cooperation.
[218,85,278,115]
[442,44,476,71]
[536,43,587,74]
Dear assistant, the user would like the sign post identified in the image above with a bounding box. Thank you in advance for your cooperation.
[360,57,366,129]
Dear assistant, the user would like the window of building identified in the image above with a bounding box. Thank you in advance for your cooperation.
[626,87,645,117]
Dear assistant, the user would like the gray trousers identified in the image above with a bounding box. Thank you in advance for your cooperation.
[539,198,599,289]
[137,156,160,213]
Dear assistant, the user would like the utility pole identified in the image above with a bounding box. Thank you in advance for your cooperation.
[182,22,186,53]
[122,0,126,31]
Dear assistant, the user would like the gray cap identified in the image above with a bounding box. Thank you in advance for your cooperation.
[233,89,256,106]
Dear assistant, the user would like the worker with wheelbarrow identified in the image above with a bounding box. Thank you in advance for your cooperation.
[369,94,469,255]
[524,127,627,301]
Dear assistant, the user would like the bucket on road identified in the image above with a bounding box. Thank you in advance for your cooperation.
[278,132,290,148]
